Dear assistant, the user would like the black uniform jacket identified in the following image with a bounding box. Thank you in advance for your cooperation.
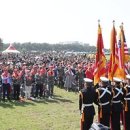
[96,85,112,113]
[111,85,124,112]
[79,87,97,116]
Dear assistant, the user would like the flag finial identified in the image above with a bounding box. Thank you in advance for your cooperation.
[120,22,124,29]
[98,19,100,24]
[113,20,115,24]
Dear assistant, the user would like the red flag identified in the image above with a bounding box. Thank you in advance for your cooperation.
[94,22,106,85]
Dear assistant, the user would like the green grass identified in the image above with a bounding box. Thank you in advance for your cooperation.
[0,87,83,130]
[0,87,99,130]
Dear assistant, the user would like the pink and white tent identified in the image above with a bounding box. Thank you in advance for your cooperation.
[2,44,20,54]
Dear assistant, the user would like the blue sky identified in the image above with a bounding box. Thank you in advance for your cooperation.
[0,0,130,49]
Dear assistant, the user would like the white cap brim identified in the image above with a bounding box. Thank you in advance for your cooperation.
[126,75,130,79]
[113,77,122,82]
[100,77,109,82]
[84,78,93,83]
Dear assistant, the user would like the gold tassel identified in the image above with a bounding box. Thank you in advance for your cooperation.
[82,112,84,122]
[125,100,128,112]
[100,106,102,118]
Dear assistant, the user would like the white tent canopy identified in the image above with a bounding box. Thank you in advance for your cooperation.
[2,44,20,54]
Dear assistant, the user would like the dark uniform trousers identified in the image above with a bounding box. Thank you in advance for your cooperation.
[124,111,130,130]
[82,113,94,130]
[111,86,123,130]
[99,110,110,127]
[111,111,121,130]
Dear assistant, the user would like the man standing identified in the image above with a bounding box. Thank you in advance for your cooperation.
[79,78,96,130]
[35,69,43,98]
[111,77,124,130]
[57,63,65,88]
[75,64,84,91]
[96,77,111,127]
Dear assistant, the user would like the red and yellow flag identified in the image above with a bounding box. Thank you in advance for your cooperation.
[108,22,119,81]
[108,23,129,80]
[94,22,106,85]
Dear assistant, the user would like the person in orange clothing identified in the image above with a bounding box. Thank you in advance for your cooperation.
[85,65,94,80]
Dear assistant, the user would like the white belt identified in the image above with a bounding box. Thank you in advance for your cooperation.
[82,103,93,111]
[112,100,120,103]
[99,101,109,106]
[124,98,130,101]
[82,103,93,107]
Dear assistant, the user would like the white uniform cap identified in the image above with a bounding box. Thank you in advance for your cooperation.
[100,77,109,82]
[126,75,130,79]
[84,78,93,83]
[113,77,122,82]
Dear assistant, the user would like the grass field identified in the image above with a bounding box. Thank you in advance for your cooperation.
[0,87,99,130]
[0,87,81,130]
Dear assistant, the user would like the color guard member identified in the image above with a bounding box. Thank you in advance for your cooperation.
[111,77,124,130]
[79,78,96,130]
[96,77,111,127]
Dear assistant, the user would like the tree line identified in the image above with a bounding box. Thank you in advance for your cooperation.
[2,41,129,53]
[3,42,97,53]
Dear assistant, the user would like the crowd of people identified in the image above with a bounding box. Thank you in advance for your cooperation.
[0,51,95,101]
[0,51,130,102]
